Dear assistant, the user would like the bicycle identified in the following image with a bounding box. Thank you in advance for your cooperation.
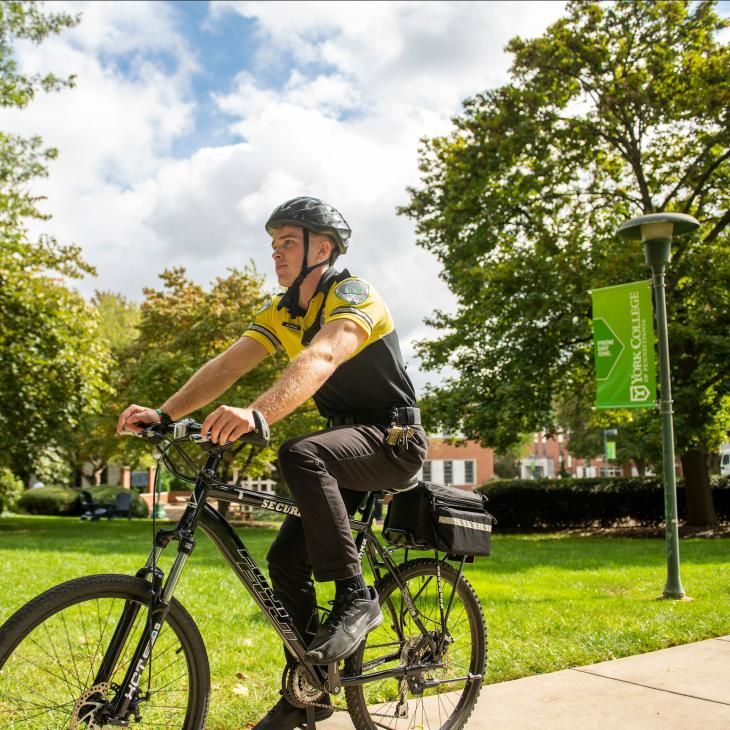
[0,416,487,729]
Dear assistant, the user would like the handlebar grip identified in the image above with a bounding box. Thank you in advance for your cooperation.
[248,409,271,447]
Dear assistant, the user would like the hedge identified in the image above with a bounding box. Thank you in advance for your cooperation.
[18,485,149,518]
[478,476,730,530]
[18,486,81,516]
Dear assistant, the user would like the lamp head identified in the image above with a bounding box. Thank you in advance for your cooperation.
[617,212,699,241]
[616,213,699,269]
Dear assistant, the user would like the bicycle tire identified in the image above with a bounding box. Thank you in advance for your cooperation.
[344,558,486,730]
[0,574,210,730]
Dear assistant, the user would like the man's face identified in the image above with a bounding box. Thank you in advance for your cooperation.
[271,226,305,287]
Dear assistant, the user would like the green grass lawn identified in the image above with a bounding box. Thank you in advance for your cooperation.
[1,514,728,728]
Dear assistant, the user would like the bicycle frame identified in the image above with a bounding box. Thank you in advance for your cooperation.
[101,445,464,721]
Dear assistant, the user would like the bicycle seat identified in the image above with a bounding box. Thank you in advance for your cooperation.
[382,475,420,495]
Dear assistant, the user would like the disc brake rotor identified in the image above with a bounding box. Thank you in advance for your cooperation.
[70,682,111,730]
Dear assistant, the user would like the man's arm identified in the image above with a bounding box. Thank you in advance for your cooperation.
[201,319,366,444]
[117,336,269,433]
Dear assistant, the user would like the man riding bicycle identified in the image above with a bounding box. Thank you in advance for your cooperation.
[117,196,427,729]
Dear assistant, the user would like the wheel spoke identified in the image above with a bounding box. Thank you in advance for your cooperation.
[344,559,485,729]
[0,576,207,730]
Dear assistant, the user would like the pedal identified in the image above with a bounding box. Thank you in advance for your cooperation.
[305,703,317,729]
[326,662,341,694]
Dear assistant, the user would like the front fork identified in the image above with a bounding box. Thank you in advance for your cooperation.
[96,452,221,722]
[104,546,194,721]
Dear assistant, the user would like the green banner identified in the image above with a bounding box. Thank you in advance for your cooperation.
[592,280,656,409]
[605,441,616,460]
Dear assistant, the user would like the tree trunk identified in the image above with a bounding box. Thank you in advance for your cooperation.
[680,449,717,526]
[633,458,646,477]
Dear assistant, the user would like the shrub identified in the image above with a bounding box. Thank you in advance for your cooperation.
[18,486,81,516]
[0,469,24,513]
[17,485,149,518]
[478,476,730,530]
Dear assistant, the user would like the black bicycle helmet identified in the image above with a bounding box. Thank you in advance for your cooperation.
[265,196,351,256]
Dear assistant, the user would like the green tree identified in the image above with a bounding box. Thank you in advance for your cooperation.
[402,1,729,525]
[119,267,323,492]
[0,2,111,485]
[0,1,78,246]
[63,293,142,485]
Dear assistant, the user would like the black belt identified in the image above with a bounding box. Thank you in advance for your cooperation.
[327,406,421,427]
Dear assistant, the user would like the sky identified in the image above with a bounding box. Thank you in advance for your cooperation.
[3,0,570,393]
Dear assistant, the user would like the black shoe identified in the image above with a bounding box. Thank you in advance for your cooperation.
[304,587,383,664]
[252,694,333,729]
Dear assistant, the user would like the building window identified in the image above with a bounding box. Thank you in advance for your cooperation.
[443,460,453,485]
[600,466,622,478]
[422,461,432,481]
[464,460,475,484]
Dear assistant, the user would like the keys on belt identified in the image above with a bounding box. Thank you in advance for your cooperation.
[385,423,417,448]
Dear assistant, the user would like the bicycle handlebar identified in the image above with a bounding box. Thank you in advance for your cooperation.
[137,409,271,449]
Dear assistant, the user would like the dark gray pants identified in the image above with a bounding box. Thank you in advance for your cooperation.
[267,424,427,642]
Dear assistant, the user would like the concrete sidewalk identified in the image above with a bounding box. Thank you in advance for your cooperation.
[320,636,730,728]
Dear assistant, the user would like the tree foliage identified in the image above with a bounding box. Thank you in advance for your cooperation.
[0,2,110,484]
[62,293,142,484]
[401,1,729,523]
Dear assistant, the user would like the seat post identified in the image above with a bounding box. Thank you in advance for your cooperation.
[353,493,380,557]
[358,493,379,528]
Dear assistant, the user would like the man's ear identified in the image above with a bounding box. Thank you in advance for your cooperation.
[317,236,336,263]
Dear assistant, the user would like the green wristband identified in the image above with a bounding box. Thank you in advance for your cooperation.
[155,408,173,426]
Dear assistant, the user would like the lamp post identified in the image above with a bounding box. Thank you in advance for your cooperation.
[617,212,698,600]
[603,428,618,464]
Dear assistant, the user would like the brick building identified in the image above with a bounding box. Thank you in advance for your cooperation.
[418,436,494,489]
[519,431,635,479]
[416,430,636,490]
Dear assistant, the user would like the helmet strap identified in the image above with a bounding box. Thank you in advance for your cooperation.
[277,228,329,317]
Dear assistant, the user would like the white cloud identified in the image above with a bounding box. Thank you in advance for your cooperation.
[1,0,566,393]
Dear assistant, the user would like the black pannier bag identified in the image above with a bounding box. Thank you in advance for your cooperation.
[383,482,494,557]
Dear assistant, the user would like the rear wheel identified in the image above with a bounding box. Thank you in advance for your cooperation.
[345,559,486,729]
[0,574,210,729]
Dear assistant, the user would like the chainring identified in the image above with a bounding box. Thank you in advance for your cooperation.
[283,663,326,709]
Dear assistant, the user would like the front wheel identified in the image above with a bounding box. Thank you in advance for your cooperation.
[345,558,487,729]
[0,574,210,729]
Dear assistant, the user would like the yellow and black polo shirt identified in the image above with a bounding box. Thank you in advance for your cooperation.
[242,268,417,418]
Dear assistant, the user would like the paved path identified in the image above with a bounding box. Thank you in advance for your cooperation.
[320,636,730,728]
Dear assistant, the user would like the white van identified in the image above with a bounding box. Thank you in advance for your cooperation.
[721,445,730,477]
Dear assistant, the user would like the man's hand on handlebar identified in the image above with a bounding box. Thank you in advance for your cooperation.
[201,405,256,445]
[117,404,161,435]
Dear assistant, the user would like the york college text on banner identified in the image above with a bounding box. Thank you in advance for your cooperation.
[591,280,656,409]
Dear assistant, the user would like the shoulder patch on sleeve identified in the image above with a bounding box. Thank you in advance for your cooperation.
[254,296,278,316]
[334,279,370,305]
